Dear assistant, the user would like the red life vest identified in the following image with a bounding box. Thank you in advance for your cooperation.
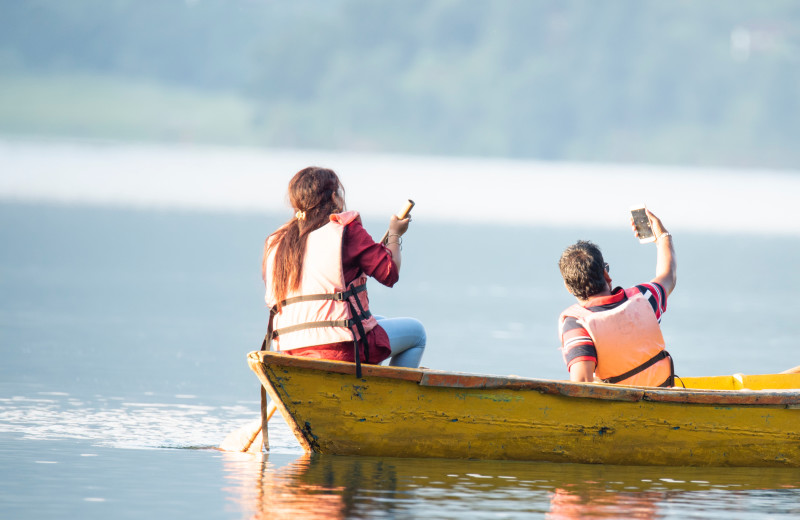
[559,287,674,387]
[264,211,378,361]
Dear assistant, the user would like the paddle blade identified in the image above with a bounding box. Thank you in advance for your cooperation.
[246,429,264,455]
[219,418,262,452]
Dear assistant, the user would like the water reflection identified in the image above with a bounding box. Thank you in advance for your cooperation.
[547,488,664,519]
[222,453,800,519]
[222,453,347,519]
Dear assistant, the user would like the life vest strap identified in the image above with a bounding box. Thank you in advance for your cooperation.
[657,352,676,387]
[271,310,372,338]
[268,281,372,378]
[271,284,367,314]
[347,283,371,368]
[602,350,672,385]
[261,312,274,352]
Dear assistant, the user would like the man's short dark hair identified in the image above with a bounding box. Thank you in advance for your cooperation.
[559,240,606,300]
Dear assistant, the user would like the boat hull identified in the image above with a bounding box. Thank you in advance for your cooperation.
[249,351,800,467]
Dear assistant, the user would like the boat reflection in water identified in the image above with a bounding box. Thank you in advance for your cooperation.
[221,451,800,519]
[547,487,665,519]
[221,453,347,520]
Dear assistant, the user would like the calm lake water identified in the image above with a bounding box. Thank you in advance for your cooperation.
[1,141,799,518]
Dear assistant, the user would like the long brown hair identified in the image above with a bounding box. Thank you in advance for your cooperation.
[263,167,345,307]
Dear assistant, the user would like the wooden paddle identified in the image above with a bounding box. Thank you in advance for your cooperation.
[219,401,277,453]
[380,199,415,244]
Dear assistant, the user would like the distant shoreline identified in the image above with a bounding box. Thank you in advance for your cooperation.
[2,137,799,236]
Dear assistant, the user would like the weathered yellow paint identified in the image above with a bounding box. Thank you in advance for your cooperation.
[249,352,800,467]
[681,373,800,391]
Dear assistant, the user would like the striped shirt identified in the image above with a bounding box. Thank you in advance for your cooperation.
[560,283,667,370]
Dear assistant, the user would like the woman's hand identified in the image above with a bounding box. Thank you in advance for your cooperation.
[388,214,410,236]
[385,214,409,272]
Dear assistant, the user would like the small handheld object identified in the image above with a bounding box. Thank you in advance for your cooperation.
[381,199,415,244]
[630,205,655,243]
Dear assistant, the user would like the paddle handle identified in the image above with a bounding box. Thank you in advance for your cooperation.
[380,199,415,245]
[253,401,278,453]
[266,402,278,421]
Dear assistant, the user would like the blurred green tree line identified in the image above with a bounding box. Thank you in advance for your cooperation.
[1,0,799,168]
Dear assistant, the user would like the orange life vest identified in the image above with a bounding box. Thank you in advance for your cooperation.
[559,287,674,387]
[264,211,378,369]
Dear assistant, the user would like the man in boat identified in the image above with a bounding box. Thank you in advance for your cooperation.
[557,209,677,387]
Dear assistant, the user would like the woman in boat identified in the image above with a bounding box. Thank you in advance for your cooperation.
[262,166,426,369]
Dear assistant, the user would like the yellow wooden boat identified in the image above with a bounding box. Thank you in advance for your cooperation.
[248,351,800,467]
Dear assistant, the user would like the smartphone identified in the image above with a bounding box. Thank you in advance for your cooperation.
[630,205,655,243]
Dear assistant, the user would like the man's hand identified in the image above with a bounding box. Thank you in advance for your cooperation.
[645,209,669,239]
[630,209,669,241]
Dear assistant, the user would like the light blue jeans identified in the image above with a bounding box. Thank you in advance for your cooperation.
[374,315,426,368]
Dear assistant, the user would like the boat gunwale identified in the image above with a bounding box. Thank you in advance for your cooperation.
[249,351,800,407]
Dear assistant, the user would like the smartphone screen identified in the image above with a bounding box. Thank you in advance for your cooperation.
[631,207,655,242]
